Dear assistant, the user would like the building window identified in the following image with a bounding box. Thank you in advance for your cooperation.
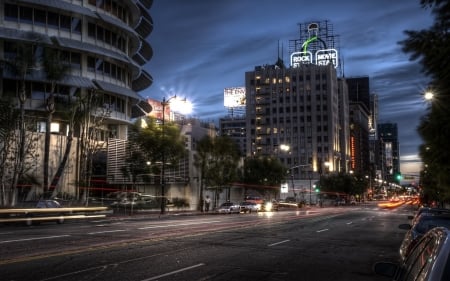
[4,4,19,21]
[19,6,33,23]
[34,9,46,26]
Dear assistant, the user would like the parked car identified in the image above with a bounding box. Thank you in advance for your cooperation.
[335,197,346,206]
[408,207,450,223]
[398,212,450,260]
[216,202,241,214]
[374,227,450,281]
[240,201,259,213]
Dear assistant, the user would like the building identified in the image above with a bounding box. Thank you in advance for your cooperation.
[0,0,153,200]
[346,76,371,175]
[243,21,349,202]
[245,62,345,180]
[378,122,401,183]
[219,116,247,155]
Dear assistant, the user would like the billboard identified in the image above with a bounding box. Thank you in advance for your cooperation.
[290,22,339,69]
[147,98,170,121]
[224,87,246,108]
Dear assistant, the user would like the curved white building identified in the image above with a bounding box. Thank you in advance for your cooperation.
[0,0,153,199]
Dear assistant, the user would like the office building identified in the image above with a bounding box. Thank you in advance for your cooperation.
[378,122,401,183]
[245,62,345,180]
[346,77,371,174]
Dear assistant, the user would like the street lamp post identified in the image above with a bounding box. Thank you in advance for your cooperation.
[159,96,186,214]
[308,170,312,206]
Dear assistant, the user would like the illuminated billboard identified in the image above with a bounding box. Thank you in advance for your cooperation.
[290,22,339,69]
[224,87,246,108]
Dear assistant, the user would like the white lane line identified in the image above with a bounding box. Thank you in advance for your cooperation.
[138,220,221,230]
[346,221,353,225]
[141,263,205,281]
[0,235,70,244]
[268,239,290,247]
[316,228,329,233]
[88,229,127,235]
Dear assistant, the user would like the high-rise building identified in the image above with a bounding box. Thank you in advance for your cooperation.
[378,122,401,183]
[244,20,348,196]
[346,77,371,174]
[1,1,153,196]
[220,116,247,155]
[245,62,345,180]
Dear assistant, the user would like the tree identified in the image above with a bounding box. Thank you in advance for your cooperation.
[242,156,286,198]
[194,135,241,208]
[399,0,450,203]
[42,47,70,196]
[128,117,187,212]
[0,36,41,205]
[193,136,214,211]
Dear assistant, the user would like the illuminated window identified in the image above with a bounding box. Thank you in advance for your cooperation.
[50,122,60,133]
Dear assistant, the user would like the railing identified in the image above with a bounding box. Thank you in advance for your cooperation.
[0,206,109,226]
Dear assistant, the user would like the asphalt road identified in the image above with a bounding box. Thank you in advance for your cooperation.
[0,202,416,281]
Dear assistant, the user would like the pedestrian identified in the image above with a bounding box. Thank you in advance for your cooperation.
[205,195,211,212]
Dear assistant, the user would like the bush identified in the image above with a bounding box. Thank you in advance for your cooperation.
[171,197,190,208]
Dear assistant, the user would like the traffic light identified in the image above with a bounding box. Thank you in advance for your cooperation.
[395,173,403,181]
[315,187,320,192]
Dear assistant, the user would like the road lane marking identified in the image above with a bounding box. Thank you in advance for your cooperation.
[346,221,353,225]
[141,263,205,281]
[138,220,221,230]
[88,229,127,235]
[268,239,290,247]
[0,235,70,244]
[316,228,329,233]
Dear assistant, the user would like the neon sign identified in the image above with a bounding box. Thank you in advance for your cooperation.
[290,23,339,68]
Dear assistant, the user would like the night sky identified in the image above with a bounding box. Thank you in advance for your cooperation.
[144,0,434,174]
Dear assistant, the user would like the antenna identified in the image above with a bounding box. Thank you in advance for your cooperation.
[278,40,280,59]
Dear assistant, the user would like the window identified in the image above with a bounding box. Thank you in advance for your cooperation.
[71,18,82,34]
[34,9,46,26]
[71,53,81,66]
[87,56,96,72]
[19,6,33,23]
[60,14,71,30]
[4,4,18,21]
[88,22,96,37]
[47,11,58,27]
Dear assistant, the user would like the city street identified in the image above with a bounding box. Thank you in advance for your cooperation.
[0,202,415,281]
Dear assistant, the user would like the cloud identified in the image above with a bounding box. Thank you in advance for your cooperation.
[147,0,434,173]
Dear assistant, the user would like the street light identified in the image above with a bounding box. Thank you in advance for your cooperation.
[287,164,310,204]
[424,91,434,101]
[159,95,188,214]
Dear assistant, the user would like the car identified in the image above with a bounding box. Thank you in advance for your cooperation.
[408,207,450,223]
[398,212,450,260]
[374,227,450,281]
[260,200,279,212]
[335,197,346,206]
[10,200,64,226]
[240,201,259,213]
[215,202,241,214]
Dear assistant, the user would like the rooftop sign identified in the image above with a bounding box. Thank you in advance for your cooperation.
[290,23,338,68]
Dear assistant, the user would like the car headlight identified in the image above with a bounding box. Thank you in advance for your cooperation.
[265,202,273,210]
